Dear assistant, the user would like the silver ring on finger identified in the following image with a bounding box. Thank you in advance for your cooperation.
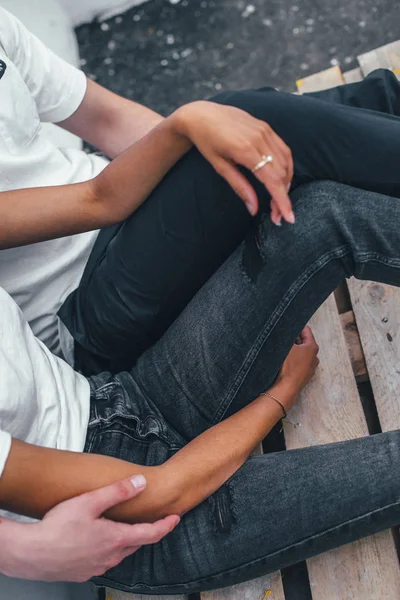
[251,154,273,174]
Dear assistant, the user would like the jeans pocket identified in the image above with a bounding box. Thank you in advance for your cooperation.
[85,376,184,466]
[87,419,179,467]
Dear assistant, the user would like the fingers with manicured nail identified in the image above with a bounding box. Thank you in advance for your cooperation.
[215,158,259,215]
[270,199,281,226]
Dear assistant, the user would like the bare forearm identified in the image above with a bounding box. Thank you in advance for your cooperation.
[91,115,192,223]
[113,381,292,520]
[99,100,164,158]
[161,379,294,515]
[0,381,294,523]
[0,116,191,250]
[1,97,296,250]
[0,439,167,522]
[0,181,97,249]
[59,79,165,159]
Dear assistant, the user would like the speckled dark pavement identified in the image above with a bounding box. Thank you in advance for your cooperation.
[76,0,400,116]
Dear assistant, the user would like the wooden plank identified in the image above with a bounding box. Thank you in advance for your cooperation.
[105,592,186,600]
[296,66,344,93]
[340,310,368,382]
[358,40,400,77]
[348,279,400,431]
[284,295,400,599]
[343,67,363,84]
[284,296,367,448]
[292,62,400,598]
[349,41,400,435]
[308,531,400,599]
[202,571,285,600]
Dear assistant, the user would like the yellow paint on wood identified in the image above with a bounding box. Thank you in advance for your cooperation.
[296,66,344,93]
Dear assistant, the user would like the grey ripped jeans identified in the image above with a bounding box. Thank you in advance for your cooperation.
[85,181,400,595]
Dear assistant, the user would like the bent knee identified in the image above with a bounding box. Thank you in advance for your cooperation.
[291,181,383,236]
[291,181,358,221]
[262,181,362,249]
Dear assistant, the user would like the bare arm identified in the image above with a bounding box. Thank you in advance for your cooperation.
[1,100,295,250]
[0,116,191,249]
[0,332,319,523]
[0,380,289,523]
[58,79,165,158]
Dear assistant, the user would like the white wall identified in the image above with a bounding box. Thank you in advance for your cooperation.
[1,0,79,63]
[59,0,151,25]
[1,0,82,149]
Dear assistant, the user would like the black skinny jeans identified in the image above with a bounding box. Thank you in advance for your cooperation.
[58,68,400,374]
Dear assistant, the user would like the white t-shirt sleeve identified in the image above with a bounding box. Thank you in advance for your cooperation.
[0,429,11,478]
[0,7,87,123]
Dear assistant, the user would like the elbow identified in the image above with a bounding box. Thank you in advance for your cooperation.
[153,465,201,519]
[151,463,219,519]
[160,492,188,520]
[145,465,193,521]
[112,467,189,524]
[87,175,125,228]
[150,471,188,520]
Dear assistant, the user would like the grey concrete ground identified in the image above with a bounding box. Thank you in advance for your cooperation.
[77,0,400,116]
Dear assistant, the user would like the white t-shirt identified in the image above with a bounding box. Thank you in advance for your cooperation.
[0,286,90,522]
[0,8,109,360]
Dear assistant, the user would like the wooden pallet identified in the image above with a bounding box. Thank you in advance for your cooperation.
[107,41,400,600]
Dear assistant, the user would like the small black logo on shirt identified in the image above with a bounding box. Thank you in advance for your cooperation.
[0,60,6,80]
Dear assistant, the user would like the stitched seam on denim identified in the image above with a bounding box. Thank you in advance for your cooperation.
[91,426,182,450]
[191,498,400,585]
[94,420,180,446]
[212,244,351,424]
[83,429,96,454]
[88,380,121,428]
[87,410,179,447]
[214,247,400,424]
[88,377,181,445]
[93,498,400,592]
[354,252,400,268]
[89,376,180,443]
[133,375,189,446]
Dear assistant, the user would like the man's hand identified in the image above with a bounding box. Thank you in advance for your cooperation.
[0,475,179,583]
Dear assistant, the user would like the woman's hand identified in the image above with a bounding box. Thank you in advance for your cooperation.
[1,475,179,583]
[0,98,292,250]
[275,326,320,411]
[170,100,294,224]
